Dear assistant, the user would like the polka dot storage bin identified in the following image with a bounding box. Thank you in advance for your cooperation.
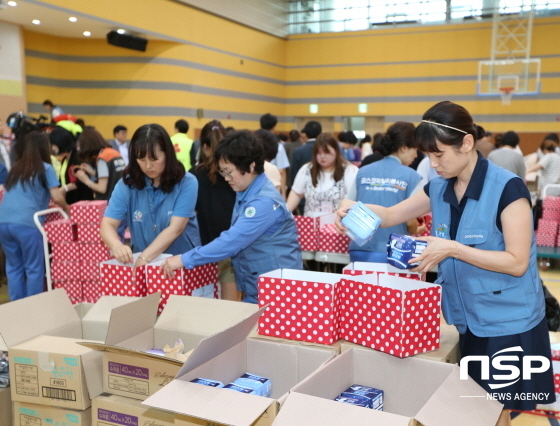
[339,274,441,358]
[146,261,219,314]
[257,269,378,345]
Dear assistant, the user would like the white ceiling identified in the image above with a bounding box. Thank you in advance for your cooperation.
[0,0,289,40]
[0,0,152,39]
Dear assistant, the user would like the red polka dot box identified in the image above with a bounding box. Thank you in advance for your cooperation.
[44,219,78,243]
[146,259,219,314]
[339,274,442,358]
[70,200,107,224]
[100,253,154,298]
[257,269,378,345]
[342,261,424,281]
[294,215,321,252]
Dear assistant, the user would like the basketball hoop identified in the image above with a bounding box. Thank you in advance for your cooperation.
[499,87,515,105]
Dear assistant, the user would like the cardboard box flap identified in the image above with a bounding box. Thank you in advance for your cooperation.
[0,288,80,349]
[144,379,273,426]
[415,365,502,426]
[81,345,104,400]
[77,342,184,366]
[272,392,411,426]
[175,306,268,378]
[82,295,140,341]
[104,292,160,345]
[154,295,259,350]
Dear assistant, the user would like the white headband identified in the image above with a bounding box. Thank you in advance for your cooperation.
[421,120,468,135]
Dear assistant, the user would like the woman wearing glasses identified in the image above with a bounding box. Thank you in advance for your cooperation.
[100,123,201,268]
[161,130,302,304]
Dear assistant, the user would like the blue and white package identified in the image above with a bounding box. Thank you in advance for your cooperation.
[223,383,257,394]
[387,233,427,269]
[190,378,224,388]
[233,373,272,397]
[334,395,371,408]
[341,384,384,410]
[341,201,382,246]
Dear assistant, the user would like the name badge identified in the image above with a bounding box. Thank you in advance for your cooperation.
[321,201,333,213]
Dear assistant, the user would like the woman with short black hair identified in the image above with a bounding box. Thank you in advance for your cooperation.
[161,130,302,304]
[100,123,201,268]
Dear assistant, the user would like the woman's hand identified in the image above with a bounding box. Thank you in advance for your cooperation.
[160,255,184,279]
[80,163,96,176]
[409,236,457,273]
[111,243,133,264]
[334,199,356,235]
[74,168,90,185]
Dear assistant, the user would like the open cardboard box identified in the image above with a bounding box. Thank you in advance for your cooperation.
[80,295,259,401]
[143,306,338,426]
[274,346,502,426]
[1,289,154,410]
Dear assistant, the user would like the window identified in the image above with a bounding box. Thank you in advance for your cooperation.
[288,0,560,34]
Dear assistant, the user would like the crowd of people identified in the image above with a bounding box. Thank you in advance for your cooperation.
[0,100,558,424]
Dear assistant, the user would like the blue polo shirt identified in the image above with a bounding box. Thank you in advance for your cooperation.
[0,163,60,227]
[425,152,530,239]
[181,173,284,268]
[105,173,201,254]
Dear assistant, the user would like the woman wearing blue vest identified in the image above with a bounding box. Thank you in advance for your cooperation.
[100,123,201,268]
[337,101,554,425]
[161,130,302,304]
[347,122,421,263]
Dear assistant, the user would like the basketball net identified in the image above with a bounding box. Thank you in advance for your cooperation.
[499,87,514,105]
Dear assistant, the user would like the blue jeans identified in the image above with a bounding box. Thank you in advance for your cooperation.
[0,223,45,301]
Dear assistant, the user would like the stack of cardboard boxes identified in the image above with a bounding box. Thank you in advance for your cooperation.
[0,290,152,426]
[82,294,261,426]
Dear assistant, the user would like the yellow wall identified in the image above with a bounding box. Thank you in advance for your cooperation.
[22,0,560,138]
[286,17,560,133]
[24,0,287,138]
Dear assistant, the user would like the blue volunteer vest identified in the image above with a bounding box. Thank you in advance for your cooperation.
[351,156,421,254]
[231,174,303,304]
[129,174,201,255]
[430,161,543,337]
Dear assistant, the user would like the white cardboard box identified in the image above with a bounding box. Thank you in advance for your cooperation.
[0,289,156,410]
[275,346,502,426]
[13,401,91,426]
[143,306,338,426]
[93,393,175,426]
[81,295,259,401]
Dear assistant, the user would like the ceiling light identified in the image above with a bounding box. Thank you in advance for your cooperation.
[69,17,77,22]
[7,1,17,6]
[83,31,91,36]
[32,20,40,25]
[117,29,125,34]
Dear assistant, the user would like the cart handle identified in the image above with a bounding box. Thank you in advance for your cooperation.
[34,208,70,292]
